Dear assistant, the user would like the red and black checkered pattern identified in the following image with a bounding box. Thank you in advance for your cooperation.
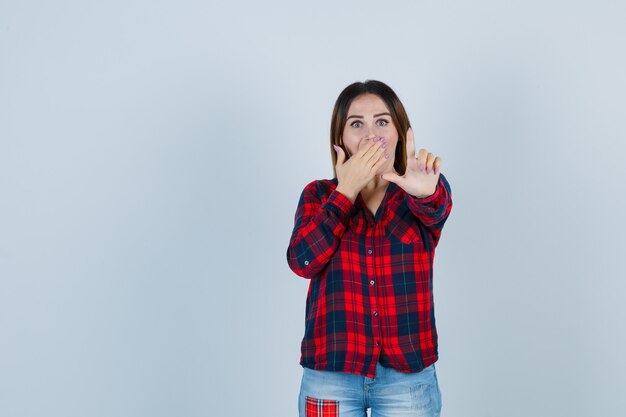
[287,174,453,378]
[305,396,339,417]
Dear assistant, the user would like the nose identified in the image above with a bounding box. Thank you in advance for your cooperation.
[365,125,381,140]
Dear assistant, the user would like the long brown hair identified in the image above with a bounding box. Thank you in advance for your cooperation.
[330,80,411,178]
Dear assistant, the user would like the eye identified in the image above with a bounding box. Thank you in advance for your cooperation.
[350,121,362,128]
[376,119,389,127]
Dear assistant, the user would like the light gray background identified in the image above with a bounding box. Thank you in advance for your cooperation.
[1,1,625,416]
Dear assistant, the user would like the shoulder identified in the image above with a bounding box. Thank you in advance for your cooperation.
[300,177,338,199]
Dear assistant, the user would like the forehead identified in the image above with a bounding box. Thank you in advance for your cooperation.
[347,94,389,115]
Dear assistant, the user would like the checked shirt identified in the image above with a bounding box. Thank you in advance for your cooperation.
[286,173,453,378]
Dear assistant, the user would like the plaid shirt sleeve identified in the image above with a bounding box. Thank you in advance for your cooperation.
[287,180,358,278]
[405,173,453,247]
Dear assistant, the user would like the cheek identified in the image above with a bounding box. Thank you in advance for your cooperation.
[341,135,360,154]
[341,142,357,157]
[384,136,398,149]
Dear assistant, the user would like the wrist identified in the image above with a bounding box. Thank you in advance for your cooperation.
[336,183,358,203]
[410,183,438,199]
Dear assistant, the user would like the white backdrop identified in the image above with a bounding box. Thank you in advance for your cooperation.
[1,1,625,416]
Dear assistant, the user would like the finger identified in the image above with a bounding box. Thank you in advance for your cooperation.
[381,171,404,186]
[404,129,421,172]
[433,156,443,174]
[425,152,435,174]
[370,152,391,179]
[416,148,428,172]
[365,143,386,166]
[361,138,384,161]
[405,128,415,161]
[333,144,346,165]
[353,139,374,159]
[363,148,386,173]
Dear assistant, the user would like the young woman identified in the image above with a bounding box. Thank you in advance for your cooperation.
[287,80,453,417]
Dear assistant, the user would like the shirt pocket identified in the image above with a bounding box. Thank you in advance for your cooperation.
[385,211,423,245]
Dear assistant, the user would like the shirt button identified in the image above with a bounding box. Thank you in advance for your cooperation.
[367,249,373,255]
[375,341,380,346]
[370,280,375,285]
[304,260,309,265]
[373,311,378,316]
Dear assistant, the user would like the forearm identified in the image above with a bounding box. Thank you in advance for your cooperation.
[406,174,453,245]
[287,187,356,278]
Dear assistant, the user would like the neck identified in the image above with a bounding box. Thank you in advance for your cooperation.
[362,176,387,193]
[362,165,399,193]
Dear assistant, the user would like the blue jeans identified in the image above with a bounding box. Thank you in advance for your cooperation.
[298,362,442,417]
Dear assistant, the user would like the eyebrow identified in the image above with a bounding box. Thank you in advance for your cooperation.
[347,112,391,120]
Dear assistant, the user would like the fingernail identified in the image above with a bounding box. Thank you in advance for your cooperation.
[385,153,389,159]
[420,163,424,171]
[333,145,339,152]
[381,143,387,148]
[373,137,379,142]
[380,137,386,141]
